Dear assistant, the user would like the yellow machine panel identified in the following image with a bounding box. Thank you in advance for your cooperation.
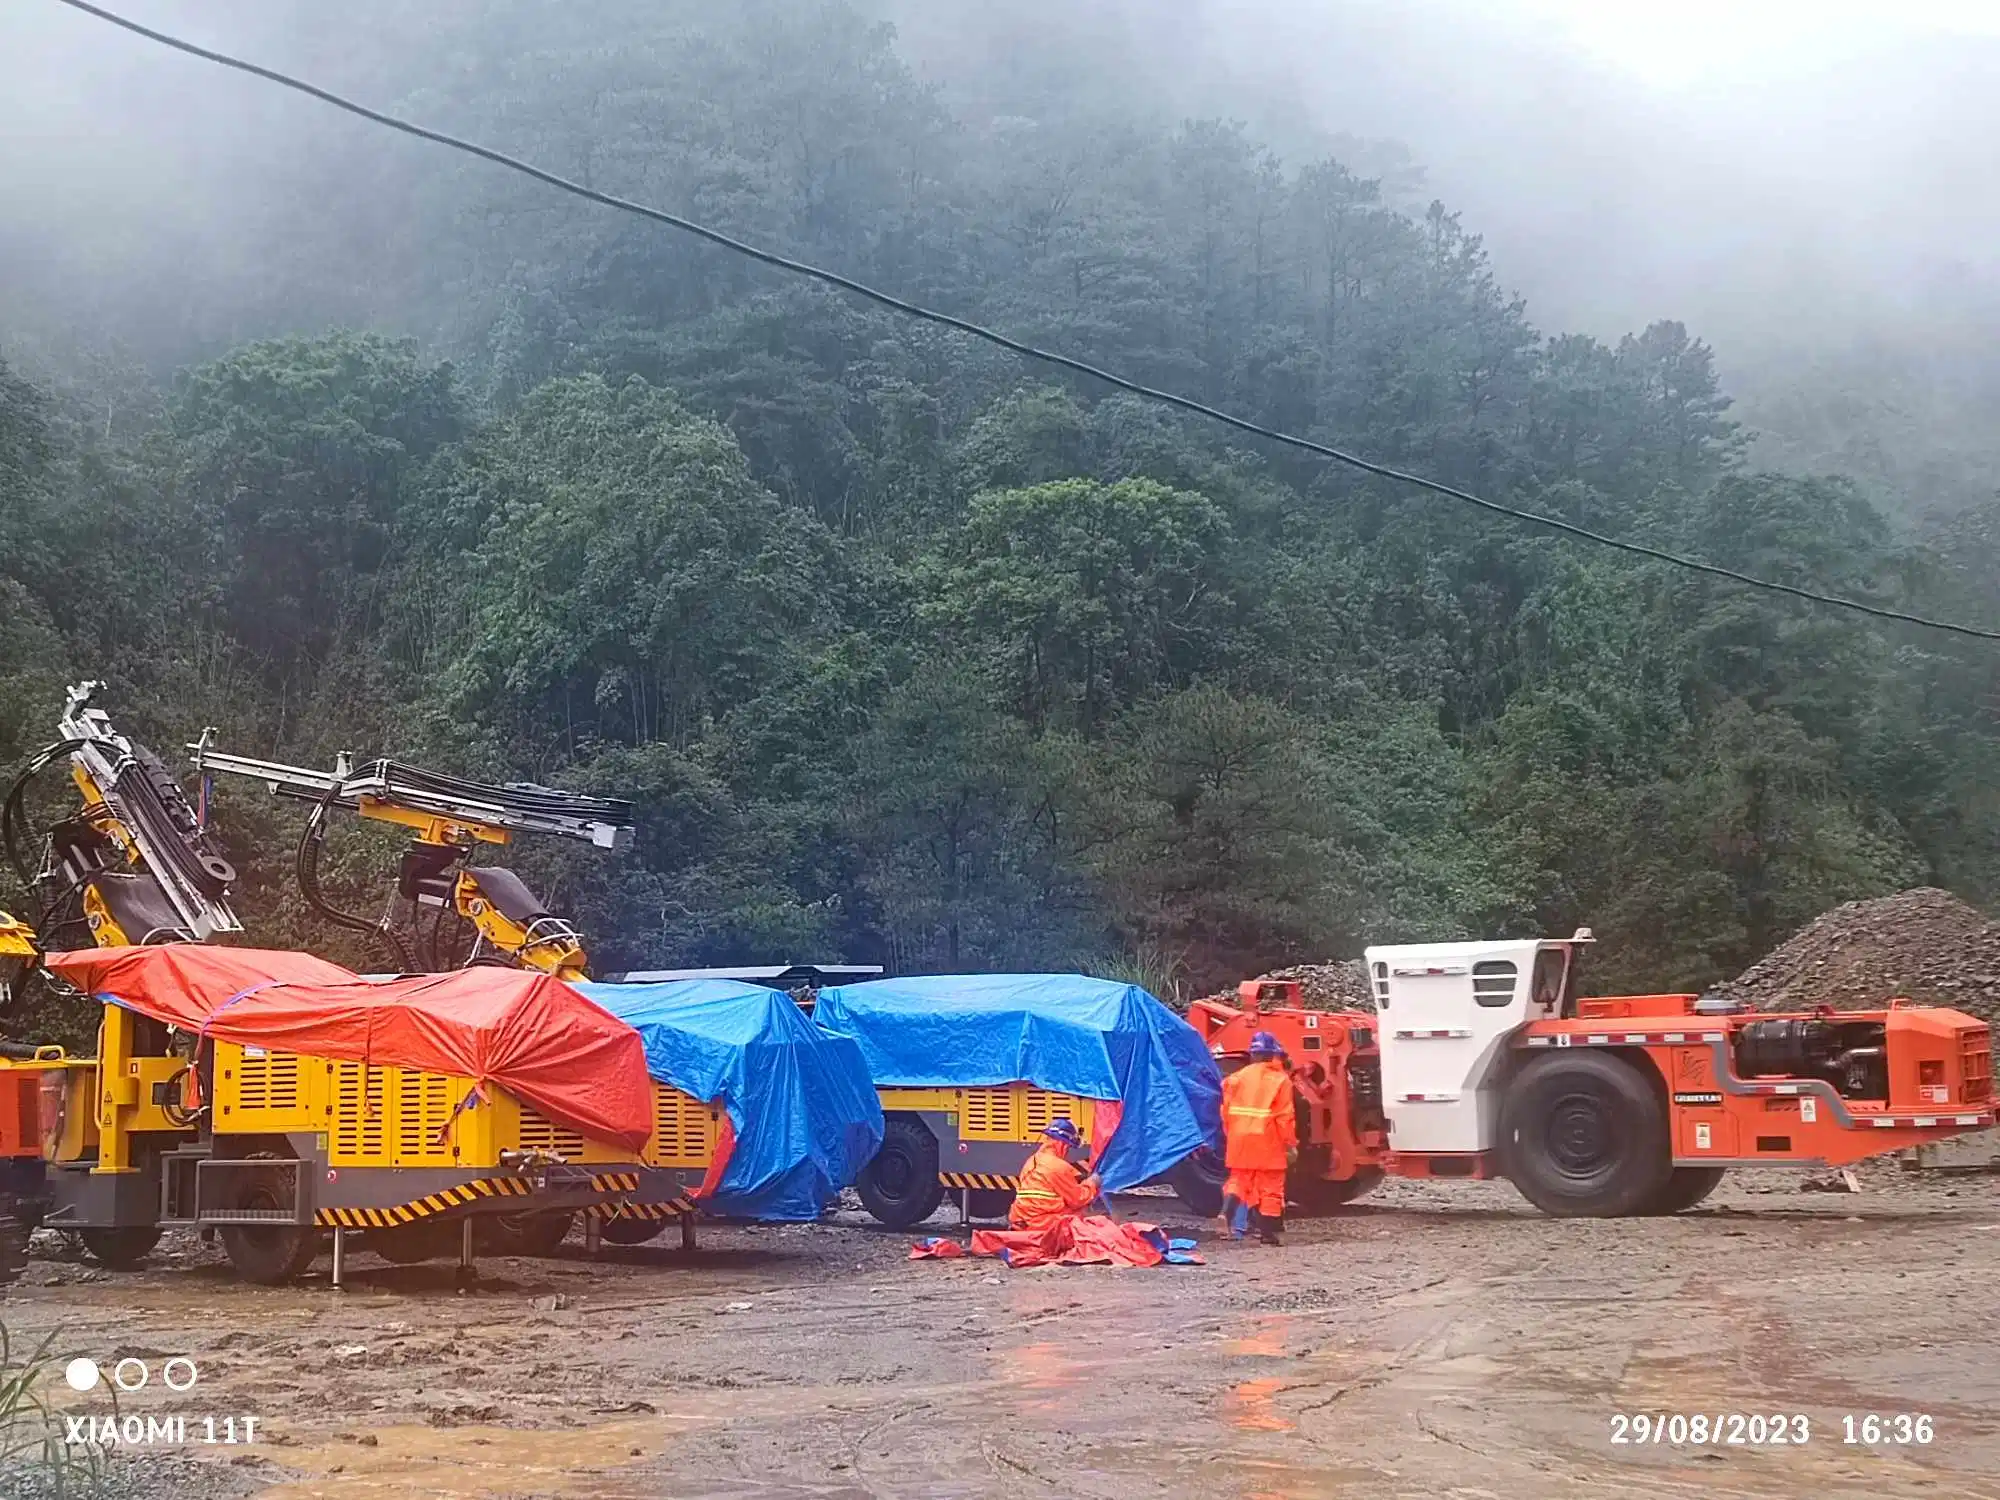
[96,1055,190,1136]
[215,1044,490,1167]
[876,1088,962,1114]
[490,1084,721,1168]
[878,1085,1096,1143]
[213,1042,716,1171]
[648,1086,722,1169]
[49,1065,102,1163]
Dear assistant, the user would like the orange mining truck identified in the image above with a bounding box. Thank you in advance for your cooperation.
[1183,932,1995,1217]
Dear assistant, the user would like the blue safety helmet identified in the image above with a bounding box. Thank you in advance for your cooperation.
[1249,1030,1284,1059]
[1042,1117,1083,1147]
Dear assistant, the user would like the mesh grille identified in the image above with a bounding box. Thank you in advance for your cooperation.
[959,1087,1013,1138]
[518,1106,586,1160]
[1022,1091,1086,1135]
[330,1061,384,1161]
[394,1069,457,1163]
[234,1050,300,1113]
[650,1086,713,1165]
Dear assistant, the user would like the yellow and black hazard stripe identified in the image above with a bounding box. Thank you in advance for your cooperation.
[589,1171,641,1194]
[938,1172,1018,1191]
[313,1174,535,1229]
[586,1195,697,1221]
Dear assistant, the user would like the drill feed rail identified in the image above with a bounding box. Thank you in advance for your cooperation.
[189,745,635,849]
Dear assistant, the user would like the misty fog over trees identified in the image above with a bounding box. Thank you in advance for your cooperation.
[1,0,1994,1000]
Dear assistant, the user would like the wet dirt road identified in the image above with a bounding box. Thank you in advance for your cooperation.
[7,1170,1999,1499]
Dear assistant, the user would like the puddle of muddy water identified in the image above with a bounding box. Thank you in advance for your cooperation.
[1227,1376,1296,1432]
[252,1416,685,1500]
[998,1338,1083,1415]
[1227,1315,1293,1358]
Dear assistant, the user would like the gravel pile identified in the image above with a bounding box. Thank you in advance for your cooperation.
[1714,887,2000,1022]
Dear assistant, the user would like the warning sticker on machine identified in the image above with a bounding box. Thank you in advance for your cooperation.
[1673,1092,1724,1107]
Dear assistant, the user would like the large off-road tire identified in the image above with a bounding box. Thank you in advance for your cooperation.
[1167,1148,1227,1218]
[1290,1167,1385,1215]
[218,1153,320,1285]
[598,1215,667,1246]
[368,1219,461,1264]
[477,1210,576,1258]
[78,1225,163,1270]
[855,1117,945,1229]
[1499,1051,1672,1218]
[965,1188,1015,1221]
[1641,1166,1727,1216]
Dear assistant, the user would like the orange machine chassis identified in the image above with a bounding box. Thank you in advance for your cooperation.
[1191,981,1995,1188]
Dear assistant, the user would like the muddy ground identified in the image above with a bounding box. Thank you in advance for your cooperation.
[5,1168,1999,1500]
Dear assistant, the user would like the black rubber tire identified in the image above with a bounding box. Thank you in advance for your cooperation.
[598,1215,667,1246]
[218,1153,320,1285]
[1500,1051,1672,1218]
[77,1225,163,1270]
[1167,1148,1227,1218]
[965,1188,1015,1221]
[368,1219,461,1264]
[1290,1167,1385,1215]
[855,1117,945,1229]
[1642,1166,1727,1215]
[477,1210,576,1257]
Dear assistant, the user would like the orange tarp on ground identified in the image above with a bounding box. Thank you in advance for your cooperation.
[909,1216,1203,1268]
[45,944,652,1152]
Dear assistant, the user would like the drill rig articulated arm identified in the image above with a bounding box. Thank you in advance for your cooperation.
[189,735,634,979]
[1,683,242,951]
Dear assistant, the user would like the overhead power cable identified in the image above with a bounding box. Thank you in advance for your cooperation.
[48,0,2000,643]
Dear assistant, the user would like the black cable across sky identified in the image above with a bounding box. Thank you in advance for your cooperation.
[46,0,2000,643]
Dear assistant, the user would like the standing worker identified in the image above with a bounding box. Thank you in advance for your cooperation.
[1010,1118,1101,1232]
[1220,1031,1298,1244]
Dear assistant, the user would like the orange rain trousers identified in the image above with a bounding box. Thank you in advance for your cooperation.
[1223,1167,1287,1217]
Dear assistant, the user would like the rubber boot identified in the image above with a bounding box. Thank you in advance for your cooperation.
[1256,1210,1283,1247]
[1221,1194,1249,1240]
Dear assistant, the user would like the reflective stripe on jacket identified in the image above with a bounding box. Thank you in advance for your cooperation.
[1221,1059,1298,1170]
[1010,1144,1096,1230]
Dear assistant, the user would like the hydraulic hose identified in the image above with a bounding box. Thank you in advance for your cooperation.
[1,738,88,891]
[297,781,414,972]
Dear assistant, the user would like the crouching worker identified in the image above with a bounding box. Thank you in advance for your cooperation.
[1010,1118,1101,1231]
[1220,1031,1298,1245]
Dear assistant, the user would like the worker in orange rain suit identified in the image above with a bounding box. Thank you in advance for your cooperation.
[1010,1117,1102,1232]
[1220,1031,1299,1245]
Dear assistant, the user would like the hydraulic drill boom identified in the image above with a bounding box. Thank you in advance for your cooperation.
[190,744,633,850]
[1,684,242,949]
[190,736,634,977]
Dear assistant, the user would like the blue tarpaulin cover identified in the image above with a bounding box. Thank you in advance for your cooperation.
[577,979,885,1221]
[812,974,1223,1192]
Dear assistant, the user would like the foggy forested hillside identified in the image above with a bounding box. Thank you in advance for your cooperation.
[1,0,1995,1004]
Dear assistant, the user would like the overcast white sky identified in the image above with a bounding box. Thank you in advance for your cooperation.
[1516,0,2000,84]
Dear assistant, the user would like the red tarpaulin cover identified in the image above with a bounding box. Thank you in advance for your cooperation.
[45,944,653,1152]
[909,1216,1199,1268]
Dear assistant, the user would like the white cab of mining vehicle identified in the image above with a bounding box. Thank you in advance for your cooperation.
[1363,935,1587,1152]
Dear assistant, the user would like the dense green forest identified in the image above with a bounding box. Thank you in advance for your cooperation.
[1,0,1995,1008]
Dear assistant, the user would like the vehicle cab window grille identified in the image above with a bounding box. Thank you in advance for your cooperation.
[1471,959,1517,1007]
